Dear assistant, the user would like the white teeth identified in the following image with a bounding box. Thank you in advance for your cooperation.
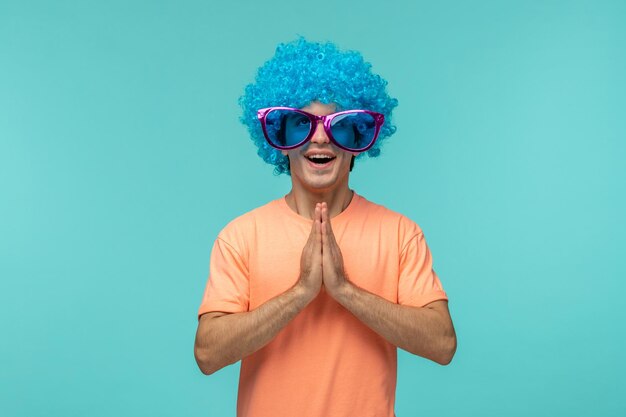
[307,154,334,159]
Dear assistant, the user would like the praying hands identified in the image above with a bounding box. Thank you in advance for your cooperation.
[296,202,350,302]
[295,203,456,365]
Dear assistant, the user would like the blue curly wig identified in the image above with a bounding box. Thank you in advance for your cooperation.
[239,37,398,176]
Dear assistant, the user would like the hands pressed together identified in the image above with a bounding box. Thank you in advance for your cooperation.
[297,202,351,302]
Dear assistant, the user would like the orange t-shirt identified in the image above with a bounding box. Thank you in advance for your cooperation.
[197,191,448,417]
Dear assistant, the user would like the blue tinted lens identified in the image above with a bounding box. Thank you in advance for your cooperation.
[265,110,311,147]
[330,112,376,150]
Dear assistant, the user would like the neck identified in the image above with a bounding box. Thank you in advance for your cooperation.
[285,185,354,220]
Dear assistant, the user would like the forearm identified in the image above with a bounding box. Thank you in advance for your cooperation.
[334,282,456,364]
[195,284,312,375]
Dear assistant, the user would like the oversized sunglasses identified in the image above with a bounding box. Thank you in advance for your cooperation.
[257,107,385,152]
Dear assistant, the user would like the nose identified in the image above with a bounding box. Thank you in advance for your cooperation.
[310,120,330,144]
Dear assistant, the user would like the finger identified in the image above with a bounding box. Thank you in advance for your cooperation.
[322,203,342,261]
[323,202,334,237]
[322,202,338,249]
[321,203,328,246]
[328,204,339,249]
[315,203,322,249]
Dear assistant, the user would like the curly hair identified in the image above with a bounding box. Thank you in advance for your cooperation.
[238,37,399,176]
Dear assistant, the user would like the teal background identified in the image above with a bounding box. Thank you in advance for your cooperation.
[1,0,624,415]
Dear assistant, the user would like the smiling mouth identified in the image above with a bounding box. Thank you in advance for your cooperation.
[305,155,337,164]
[304,155,336,170]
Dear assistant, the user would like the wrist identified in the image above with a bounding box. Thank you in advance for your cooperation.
[331,280,355,305]
[291,281,317,306]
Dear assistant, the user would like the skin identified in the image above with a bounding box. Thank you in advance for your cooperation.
[280,101,359,220]
[194,101,457,375]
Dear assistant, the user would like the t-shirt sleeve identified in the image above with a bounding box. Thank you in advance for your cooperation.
[197,237,250,320]
[397,231,448,307]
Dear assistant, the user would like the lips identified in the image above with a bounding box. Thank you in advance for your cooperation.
[306,157,335,170]
[305,155,336,164]
[304,149,336,163]
[302,148,337,170]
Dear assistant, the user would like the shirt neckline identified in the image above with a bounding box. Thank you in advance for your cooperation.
[276,190,361,224]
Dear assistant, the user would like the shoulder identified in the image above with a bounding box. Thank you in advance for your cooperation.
[216,198,280,246]
[356,193,424,245]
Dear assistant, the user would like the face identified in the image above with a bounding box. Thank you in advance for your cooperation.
[281,101,359,193]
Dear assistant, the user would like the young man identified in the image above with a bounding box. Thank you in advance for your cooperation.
[194,38,456,417]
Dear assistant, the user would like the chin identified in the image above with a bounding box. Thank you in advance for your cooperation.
[305,171,350,192]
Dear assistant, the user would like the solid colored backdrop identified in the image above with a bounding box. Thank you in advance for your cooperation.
[1,0,624,416]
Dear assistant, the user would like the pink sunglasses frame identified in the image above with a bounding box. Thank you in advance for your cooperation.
[257,107,385,152]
